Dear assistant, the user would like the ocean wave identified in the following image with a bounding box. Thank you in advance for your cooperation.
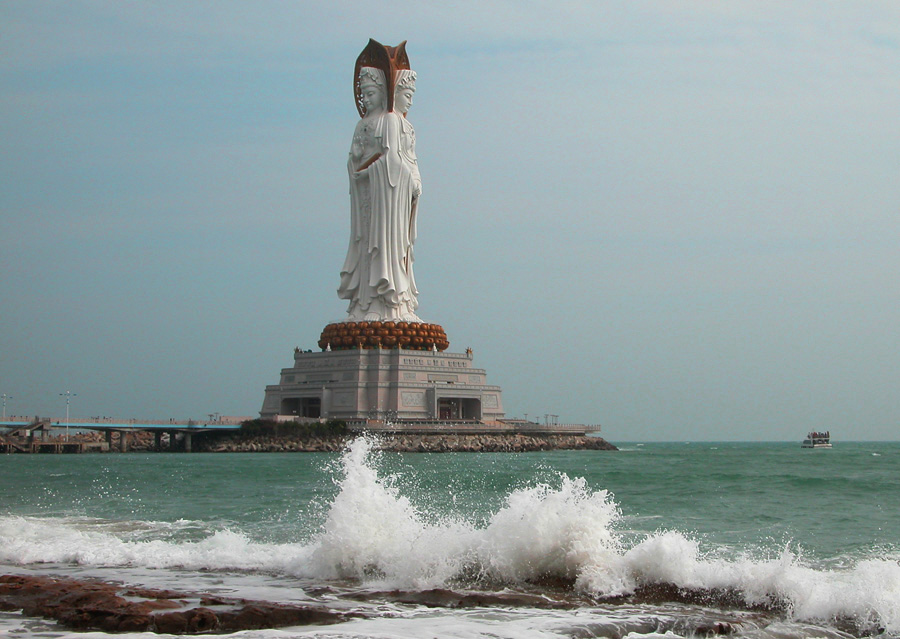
[0,515,313,572]
[2,437,899,633]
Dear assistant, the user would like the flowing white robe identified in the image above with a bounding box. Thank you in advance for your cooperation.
[339,111,420,321]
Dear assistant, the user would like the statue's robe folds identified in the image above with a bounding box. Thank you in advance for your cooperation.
[339,111,420,320]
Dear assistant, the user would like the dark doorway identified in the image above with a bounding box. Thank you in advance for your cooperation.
[281,397,322,418]
[438,398,481,420]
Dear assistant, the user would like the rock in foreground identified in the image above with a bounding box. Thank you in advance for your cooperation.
[0,574,347,634]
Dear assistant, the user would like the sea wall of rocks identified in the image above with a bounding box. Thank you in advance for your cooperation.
[196,432,617,453]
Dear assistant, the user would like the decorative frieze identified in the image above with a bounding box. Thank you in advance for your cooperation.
[401,392,425,407]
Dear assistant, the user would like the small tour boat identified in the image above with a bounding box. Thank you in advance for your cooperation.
[801,431,832,448]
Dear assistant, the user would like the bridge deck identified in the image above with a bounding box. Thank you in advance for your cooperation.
[1,421,242,432]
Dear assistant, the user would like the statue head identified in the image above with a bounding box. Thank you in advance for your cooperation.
[394,70,416,116]
[354,39,409,117]
[358,67,387,116]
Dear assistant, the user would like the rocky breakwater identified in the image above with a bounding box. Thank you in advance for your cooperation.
[201,433,348,453]
[0,574,347,634]
[196,421,617,453]
[195,420,349,453]
[372,432,617,453]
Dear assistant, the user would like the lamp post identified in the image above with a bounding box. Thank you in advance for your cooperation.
[1,394,11,421]
[60,391,76,442]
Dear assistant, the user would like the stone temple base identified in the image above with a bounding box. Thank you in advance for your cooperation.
[260,347,504,422]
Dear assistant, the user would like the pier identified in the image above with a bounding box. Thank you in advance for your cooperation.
[0,418,243,453]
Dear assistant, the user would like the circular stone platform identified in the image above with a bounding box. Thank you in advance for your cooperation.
[318,321,450,351]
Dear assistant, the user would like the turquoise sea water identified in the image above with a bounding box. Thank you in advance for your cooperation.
[2,439,899,638]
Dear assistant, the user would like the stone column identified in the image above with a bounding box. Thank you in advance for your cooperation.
[426,385,436,419]
[321,387,332,418]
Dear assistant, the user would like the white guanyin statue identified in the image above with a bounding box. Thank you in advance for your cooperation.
[338,51,422,322]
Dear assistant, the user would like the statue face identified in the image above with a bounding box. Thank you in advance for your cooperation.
[361,84,385,114]
[394,88,415,114]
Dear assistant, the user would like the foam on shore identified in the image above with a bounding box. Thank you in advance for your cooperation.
[2,437,899,633]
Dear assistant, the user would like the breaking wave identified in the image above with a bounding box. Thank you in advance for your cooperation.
[2,437,899,632]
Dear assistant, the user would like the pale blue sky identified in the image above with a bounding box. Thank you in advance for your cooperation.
[2,2,898,441]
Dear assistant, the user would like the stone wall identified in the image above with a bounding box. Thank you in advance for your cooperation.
[195,432,616,453]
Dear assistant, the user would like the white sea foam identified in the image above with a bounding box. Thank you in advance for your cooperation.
[300,435,475,587]
[2,436,899,633]
[0,515,313,572]
[480,474,625,591]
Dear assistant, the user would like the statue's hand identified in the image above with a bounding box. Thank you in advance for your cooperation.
[413,182,422,198]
